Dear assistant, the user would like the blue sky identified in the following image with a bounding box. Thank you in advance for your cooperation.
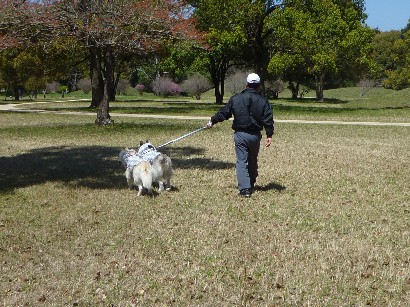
[364,0,410,31]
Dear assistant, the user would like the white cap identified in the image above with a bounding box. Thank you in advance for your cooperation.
[247,73,260,84]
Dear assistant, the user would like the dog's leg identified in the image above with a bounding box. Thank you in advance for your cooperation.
[137,185,143,196]
[158,181,165,192]
[125,169,133,189]
[165,178,172,191]
[146,187,153,195]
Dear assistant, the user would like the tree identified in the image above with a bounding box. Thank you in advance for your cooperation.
[0,49,22,100]
[381,29,410,90]
[241,0,283,87]
[160,41,208,84]
[13,48,46,97]
[206,27,247,103]
[189,0,284,103]
[56,0,196,124]
[0,36,84,101]
[402,18,410,34]
[268,0,374,101]
[0,0,199,124]
[190,0,247,103]
[372,31,402,75]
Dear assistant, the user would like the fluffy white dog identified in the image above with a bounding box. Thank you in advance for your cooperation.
[127,161,153,196]
[137,141,173,192]
[118,148,153,196]
[118,142,173,194]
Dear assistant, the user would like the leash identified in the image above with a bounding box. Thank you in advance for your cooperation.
[157,126,206,149]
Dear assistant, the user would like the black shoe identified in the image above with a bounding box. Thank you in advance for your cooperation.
[239,189,251,197]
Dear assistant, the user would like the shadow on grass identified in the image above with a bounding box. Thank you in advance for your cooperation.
[255,182,286,192]
[272,97,348,104]
[0,145,234,193]
[0,146,122,192]
[273,103,410,113]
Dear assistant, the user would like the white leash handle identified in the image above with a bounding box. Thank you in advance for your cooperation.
[157,127,206,149]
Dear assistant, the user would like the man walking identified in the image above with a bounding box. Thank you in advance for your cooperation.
[205,73,274,197]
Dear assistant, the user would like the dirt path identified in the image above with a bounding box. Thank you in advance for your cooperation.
[1,101,410,127]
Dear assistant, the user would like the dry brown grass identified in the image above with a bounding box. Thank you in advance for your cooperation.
[1,112,409,306]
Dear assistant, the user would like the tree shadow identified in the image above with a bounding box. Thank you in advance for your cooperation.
[275,97,349,104]
[0,146,123,193]
[0,145,235,193]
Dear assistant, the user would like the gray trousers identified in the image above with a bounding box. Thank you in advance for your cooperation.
[234,131,261,191]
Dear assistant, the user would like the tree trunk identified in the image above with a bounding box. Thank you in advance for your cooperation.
[208,55,231,104]
[220,70,225,101]
[246,10,269,92]
[89,46,104,108]
[220,60,230,101]
[315,74,324,102]
[95,46,114,125]
[288,81,299,99]
[109,60,121,102]
[209,56,223,104]
[254,27,266,90]
[13,86,20,101]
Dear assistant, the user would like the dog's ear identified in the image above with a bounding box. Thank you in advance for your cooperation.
[139,141,144,146]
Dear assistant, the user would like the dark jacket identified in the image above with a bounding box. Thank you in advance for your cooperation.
[210,88,274,137]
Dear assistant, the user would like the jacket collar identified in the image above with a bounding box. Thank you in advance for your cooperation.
[242,87,260,94]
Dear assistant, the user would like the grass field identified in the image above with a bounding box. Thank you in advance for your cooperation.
[1,88,410,305]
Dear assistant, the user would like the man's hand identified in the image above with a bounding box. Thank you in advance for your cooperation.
[205,120,213,129]
[265,137,272,147]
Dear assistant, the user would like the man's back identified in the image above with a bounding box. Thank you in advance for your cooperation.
[211,88,274,136]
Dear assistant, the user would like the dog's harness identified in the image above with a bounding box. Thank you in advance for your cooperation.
[124,143,161,171]
[137,143,161,163]
[122,151,145,171]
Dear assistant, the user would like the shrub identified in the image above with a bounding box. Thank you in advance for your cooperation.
[152,76,180,97]
[46,81,60,93]
[135,84,145,95]
[266,79,285,99]
[77,78,92,94]
[181,73,211,100]
[116,79,131,95]
[358,77,377,97]
[225,71,248,95]
[383,68,410,90]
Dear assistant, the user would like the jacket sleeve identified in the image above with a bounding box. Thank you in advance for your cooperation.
[210,98,233,124]
[262,101,274,137]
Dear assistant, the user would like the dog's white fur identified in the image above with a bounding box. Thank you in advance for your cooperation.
[137,142,173,192]
[125,161,153,196]
[150,152,173,192]
[118,144,173,194]
[118,148,152,196]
